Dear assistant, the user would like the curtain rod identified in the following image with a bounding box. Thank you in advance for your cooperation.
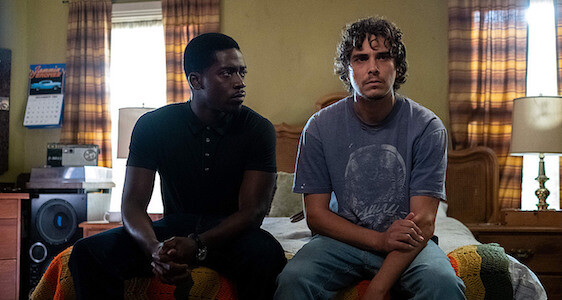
[62,1,117,3]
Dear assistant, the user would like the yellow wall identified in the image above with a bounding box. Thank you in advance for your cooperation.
[0,0,67,183]
[0,0,449,183]
[222,0,449,126]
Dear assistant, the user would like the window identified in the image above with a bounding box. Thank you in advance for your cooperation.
[109,2,166,213]
[521,0,560,210]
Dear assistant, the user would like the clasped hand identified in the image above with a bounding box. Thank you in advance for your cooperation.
[151,236,197,285]
[381,212,424,252]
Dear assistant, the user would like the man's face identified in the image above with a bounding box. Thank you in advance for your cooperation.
[348,35,396,101]
[199,48,247,114]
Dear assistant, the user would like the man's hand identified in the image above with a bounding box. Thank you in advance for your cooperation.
[380,212,424,252]
[150,236,197,286]
[157,236,198,264]
[290,210,305,223]
[151,259,191,285]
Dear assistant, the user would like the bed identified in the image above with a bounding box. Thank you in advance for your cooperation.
[31,94,546,300]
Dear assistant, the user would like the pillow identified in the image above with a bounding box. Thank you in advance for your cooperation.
[437,200,448,219]
[269,172,303,217]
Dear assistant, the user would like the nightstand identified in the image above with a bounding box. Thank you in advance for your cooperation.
[78,213,163,238]
[79,221,122,238]
[468,209,562,299]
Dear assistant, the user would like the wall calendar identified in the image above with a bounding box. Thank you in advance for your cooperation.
[23,64,65,128]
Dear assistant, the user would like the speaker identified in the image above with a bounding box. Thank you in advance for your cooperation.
[23,193,87,296]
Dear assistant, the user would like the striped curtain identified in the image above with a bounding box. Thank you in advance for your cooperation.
[62,0,112,167]
[558,0,562,205]
[161,0,220,104]
[448,0,528,209]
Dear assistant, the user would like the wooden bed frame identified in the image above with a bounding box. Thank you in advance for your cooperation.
[274,92,500,225]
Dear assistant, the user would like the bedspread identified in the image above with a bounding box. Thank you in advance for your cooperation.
[30,215,547,300]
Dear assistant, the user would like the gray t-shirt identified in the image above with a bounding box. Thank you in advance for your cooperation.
[294,95,447,232]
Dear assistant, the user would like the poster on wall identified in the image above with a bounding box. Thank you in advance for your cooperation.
[23,63,65,128]
[0,48,11,175]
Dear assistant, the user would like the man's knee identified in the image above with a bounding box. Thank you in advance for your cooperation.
[407,262,465,297]
[277,258,315,288]
[241,229,285,264]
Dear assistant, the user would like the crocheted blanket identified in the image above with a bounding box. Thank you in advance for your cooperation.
[447,243,513,300]
[30,244,512,300]
[30,247,237,300]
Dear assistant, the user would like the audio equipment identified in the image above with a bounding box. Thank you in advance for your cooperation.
[46,143,99,167]
[22,193,87,296]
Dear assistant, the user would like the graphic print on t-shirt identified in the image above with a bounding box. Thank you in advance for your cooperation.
[340,144,409,232]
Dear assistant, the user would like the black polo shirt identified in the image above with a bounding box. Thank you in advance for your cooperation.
[127,102,276,217]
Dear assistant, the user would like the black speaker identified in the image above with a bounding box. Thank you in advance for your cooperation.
[23,193,87,296]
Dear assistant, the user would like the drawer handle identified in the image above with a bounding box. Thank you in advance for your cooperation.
[509,249,534,260]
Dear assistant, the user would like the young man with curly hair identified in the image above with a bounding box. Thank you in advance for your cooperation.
[274,17,466,300]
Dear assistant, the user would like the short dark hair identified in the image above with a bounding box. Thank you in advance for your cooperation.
[334,17,407,92]
[183,33,240,75]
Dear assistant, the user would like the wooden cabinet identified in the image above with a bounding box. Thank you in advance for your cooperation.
[468,210,562,300]
[0,193,28,300]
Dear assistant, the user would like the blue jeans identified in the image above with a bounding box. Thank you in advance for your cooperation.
[274,235,465,300]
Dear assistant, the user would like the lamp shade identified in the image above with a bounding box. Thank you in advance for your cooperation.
[117,107,153,158]
[510,96,562,155]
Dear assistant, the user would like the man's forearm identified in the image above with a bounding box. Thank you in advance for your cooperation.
[305,194,389,252]
[364,209,436,298]
[122,206,160,256]
[364,243,424,298]
[199,205,265,249]
[199,170,275,250]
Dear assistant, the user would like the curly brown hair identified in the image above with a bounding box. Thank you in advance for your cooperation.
[334,17,407,93]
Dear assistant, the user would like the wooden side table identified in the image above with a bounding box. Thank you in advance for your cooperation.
[79,213,163,238]
[79,221,122,238]
[468,210,562,299]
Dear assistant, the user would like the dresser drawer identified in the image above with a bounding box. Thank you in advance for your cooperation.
[0,259,17,300]
[538,275,562,299]
[0,200,17,219]
[0,219,17,259]
[476,232,562,274]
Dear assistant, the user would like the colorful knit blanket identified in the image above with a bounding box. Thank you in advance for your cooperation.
[31,244,512,300]
[30,246,237,300]
[447,243,513,300]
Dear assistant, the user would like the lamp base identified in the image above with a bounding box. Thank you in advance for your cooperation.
[535,153,550,211]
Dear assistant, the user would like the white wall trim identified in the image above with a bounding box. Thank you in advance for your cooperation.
[112,1,162,23]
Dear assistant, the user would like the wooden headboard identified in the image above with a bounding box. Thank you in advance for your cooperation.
[273,125,501,225]
[445,146,500,224]
[275,123,303,173]
[274,92,347,173]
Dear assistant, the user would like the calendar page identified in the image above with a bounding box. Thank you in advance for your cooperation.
[24,64,65,128]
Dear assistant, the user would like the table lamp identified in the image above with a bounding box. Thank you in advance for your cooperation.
[117,107,154,159]
[510,96,562,210]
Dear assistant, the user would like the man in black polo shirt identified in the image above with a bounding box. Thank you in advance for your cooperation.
[69,33,286,300]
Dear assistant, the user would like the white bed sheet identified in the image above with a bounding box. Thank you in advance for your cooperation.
[261,205,547,300]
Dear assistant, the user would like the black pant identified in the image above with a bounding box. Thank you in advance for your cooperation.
[68,214,287,300]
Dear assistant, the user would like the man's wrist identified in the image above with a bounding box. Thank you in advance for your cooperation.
[147,240,163,257]
[188,233,208,262]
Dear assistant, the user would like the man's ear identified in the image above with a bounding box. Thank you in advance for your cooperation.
[188,72,203,90]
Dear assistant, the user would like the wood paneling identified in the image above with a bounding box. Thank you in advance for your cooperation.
[0,193,28,300]
[0,260,17,300]
[0,219,17,259]
[0,200,17,218]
